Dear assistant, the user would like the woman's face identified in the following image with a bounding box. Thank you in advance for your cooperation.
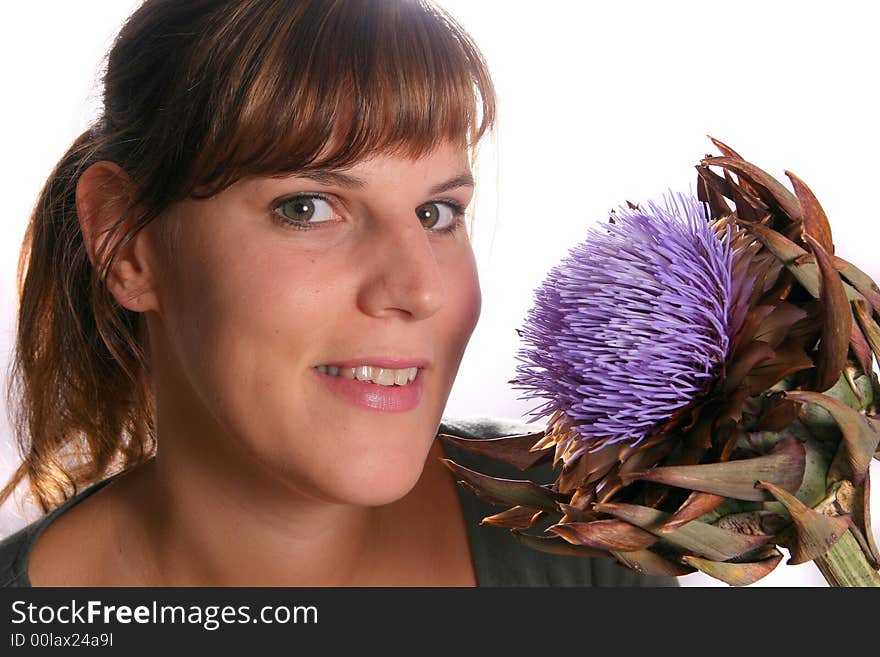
[149,140,481,506]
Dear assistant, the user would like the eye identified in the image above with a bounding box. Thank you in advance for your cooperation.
[274,194,335,227]
[415,201,464,231]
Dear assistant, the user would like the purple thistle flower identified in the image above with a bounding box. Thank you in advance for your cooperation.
[514,192,740,461]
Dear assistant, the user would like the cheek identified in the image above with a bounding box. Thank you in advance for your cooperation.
[159,225,333,420]
[160,238,359,483]
[436,245,482,374]
[183,254,333,375]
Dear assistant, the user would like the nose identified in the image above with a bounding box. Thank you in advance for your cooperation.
[356,218,446,320]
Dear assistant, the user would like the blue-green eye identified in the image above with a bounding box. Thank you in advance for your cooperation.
[275,195,334,227]
[416,202,462,231]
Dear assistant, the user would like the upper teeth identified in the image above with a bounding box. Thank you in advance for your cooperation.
[316,365,419,386]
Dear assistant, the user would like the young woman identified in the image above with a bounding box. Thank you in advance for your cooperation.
[0,0,674,587]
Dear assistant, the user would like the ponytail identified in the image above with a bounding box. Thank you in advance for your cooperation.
[1,128,156,513]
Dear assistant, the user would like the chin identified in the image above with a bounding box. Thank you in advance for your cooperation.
[345,478,423,507]
[333,444,431,507]
[257,422,435,507]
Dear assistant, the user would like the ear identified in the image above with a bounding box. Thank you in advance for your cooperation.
[75,161,162,314]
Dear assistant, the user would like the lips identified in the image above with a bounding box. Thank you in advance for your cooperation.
[312,365,425,413]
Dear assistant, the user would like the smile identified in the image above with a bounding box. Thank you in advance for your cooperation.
[315,365,419,386]
[312,366,424,413]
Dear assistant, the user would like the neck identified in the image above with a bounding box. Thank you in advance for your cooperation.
[112,398,456,586]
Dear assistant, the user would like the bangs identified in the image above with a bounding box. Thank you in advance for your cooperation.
[185,0,496,196]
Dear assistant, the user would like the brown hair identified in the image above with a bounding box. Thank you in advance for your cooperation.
[2,0,496,514]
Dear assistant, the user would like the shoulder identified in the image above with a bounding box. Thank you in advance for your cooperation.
[0,516,47,587]
[0,474,122,588]
[438,416,679,588]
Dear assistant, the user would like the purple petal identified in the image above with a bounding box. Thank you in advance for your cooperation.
[514,192,738,452]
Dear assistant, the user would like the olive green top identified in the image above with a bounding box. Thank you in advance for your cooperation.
[0,417,677,587]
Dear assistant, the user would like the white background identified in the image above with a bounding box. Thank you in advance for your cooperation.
[1,0,878,587]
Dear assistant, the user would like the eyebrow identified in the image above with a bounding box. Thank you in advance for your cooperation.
[428,172,476,195]
[291,169,475,195]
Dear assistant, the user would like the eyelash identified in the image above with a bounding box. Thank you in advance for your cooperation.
[271,193,467,235]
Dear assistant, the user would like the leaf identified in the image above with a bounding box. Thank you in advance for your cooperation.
[793,437,836,509]
[725,170,767,222]
[437,431,552,471]
[852,477,880,567]
[662,490,728,531]
[558,441,621,492]
[734,305,778,352]
[702,156,801,220]
[481,506,546,529]
[510,530,607,558]
[850,321,875,381]
[705,137,767,201]
[753,302,809,347]
[696,165,732,219]
[611,549,696,577]
[623,436,805,502]
[759,264,795,307]
[717,384,753,426]
[756,393,799,431]
[783,390,880,486]
[682,547,784,586]
[756,480,849,565]
[595,466,624,504]
[554,453,597,494]
[802,369,868,411]
[833,256,880,293]
[558,502,596,524]
[594,502,773,561]
[853,300,880,367]
[786,170,834,254]
[743,340,814,394]
[804,235,853,393]
[715,510,790,536]
[739,220,865,304]
[548,519,658,551]
[707,135,746,160]
[835,256,880,313]
[439,459,567,512]
[742,219,817,291]
[724,341,775,394]
[619,439,676,477]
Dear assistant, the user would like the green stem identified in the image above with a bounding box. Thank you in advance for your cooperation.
[814,530,880,587]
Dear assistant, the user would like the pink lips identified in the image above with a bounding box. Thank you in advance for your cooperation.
[312,366,425,413]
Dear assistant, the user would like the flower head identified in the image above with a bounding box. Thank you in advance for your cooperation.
[441,140,880,586]
[515,192,739,460]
